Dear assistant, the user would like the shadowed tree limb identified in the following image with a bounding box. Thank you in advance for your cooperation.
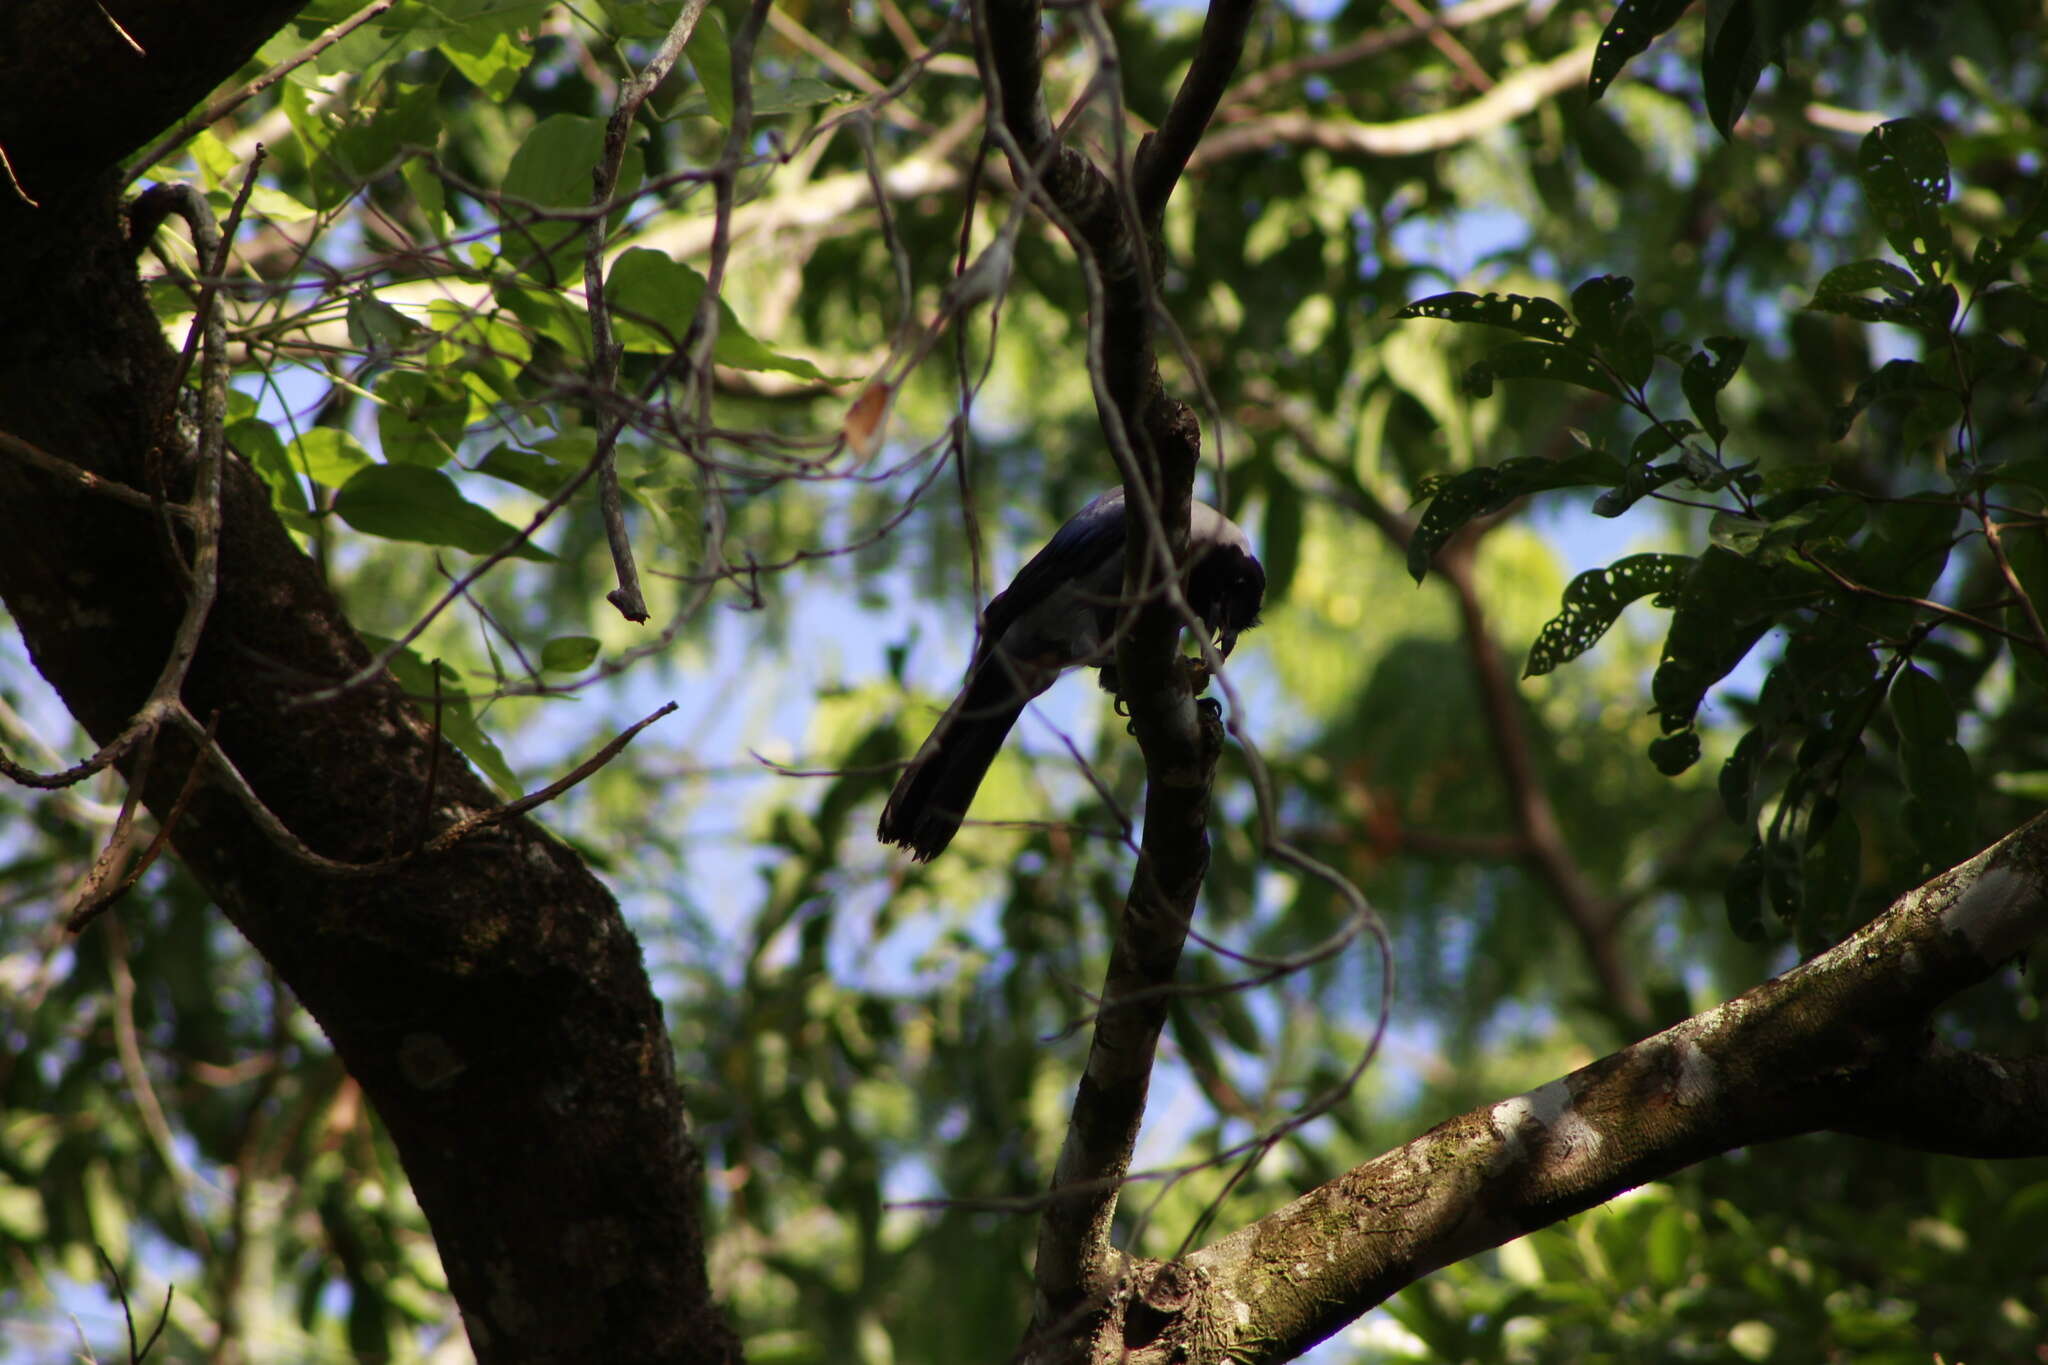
[0,4,736,1360]
[975,0,1267,1357]
[1091,813,2048,1364]
[1133,0,1259,225]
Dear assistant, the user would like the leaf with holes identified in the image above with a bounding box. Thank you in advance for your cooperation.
[1406,452,1626,582]
[1857,119,1952,286]
[1650,548,1814,765]
[1589,0,1697,98]
[1525,553,1691,677]
[1468,340,1622,399]
[1397,290,1574,343]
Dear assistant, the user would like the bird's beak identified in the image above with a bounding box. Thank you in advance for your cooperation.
[1218,628,1239,659]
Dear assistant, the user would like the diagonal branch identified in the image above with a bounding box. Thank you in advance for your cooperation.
[1190,43,1595,165]
[1152,812,2048,1364]
[1133,0,1259,224]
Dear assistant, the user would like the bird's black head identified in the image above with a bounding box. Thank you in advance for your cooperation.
[1188,543,1266,657]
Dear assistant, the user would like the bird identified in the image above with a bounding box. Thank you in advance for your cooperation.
[879,487,1266,861]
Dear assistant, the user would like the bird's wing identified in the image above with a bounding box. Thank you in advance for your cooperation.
[973,488,1127,665]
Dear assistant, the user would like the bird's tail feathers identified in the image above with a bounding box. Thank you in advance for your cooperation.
[878,658,1035,861]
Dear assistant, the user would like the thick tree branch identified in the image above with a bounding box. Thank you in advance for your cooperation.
[1133,0,1259,224]
[1827,1042,2048,1157]
[1077,813,2048,1364]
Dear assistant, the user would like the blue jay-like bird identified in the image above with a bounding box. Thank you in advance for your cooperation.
[879,487,1266,861]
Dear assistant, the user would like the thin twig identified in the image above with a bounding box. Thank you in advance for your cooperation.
[1385,0,1495,91]
[0,428,180,515]
[585,0,711,623]
[67,712,221,932]
[0,139,39,207]
[1226,0,1527,106]
[106,920,215,1258]
[176,699,676,876]
[66,725,161,930]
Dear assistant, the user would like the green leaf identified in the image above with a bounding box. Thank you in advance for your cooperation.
[500,114,605,282]
[1801,805,1861,949]
[1630,419,1700,461]
[231,417,311,518]
[441,23,532,102]
[493,279,593,361]
[1721,727,1767,825]
[290,427,374,485]
[1701,0,1768,138]
[1890,665,1975,871]
[1831,359,1951,441]
[1568,276,1655,388]
[476,443,569,495]
[376,370,470,466]
[1525,553,1692,678]
[1395,290,1574,343]
[347,293,428,357]
[1712,493,1866,564]
[1856,119,1953,286]
[687,8,734,125]
[606,247,844,380]
[1652,547,1808,738]
[1589,0,1696,99]
[1569,275,1635,350]
[402,158,447,240]
[1406,452,1626,582]
[1968,188,2048,286]
[1812,258,1920,298]
[1467,340,1622,399]
[1806,278,1957,332]
[1649,730,1702,775]
[1592,459,1691,517]
[333,464,553,561]
[1682,336,1746,444]
[540,636,600,672]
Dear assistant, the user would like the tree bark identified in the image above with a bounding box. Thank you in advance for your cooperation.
[0,6,736,1362]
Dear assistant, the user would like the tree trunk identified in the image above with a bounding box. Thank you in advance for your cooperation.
[0,6,736,1360]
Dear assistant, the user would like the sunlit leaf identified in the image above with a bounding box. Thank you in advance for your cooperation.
[334,464,553,561]
[1396,290,1574,343]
